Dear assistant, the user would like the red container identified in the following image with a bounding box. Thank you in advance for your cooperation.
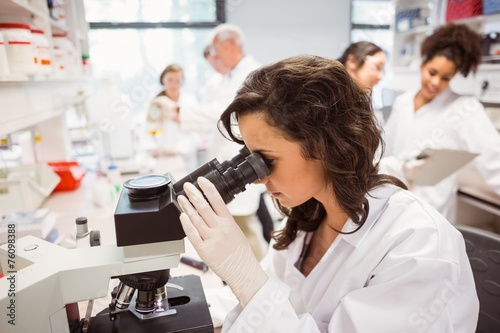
[446,0,483,21]
[48,161,85,191]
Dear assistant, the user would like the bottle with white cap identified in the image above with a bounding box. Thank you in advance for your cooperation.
[30,28,52,75]
[0,23,37,77]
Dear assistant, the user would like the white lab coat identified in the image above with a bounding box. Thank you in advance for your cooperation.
[200,71,225,106]
[146,93,203,170]
[381,88,500,223]
[217,184,478,332]
[199,55,265,216]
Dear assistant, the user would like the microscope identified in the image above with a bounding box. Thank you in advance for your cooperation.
[0,147,269,333]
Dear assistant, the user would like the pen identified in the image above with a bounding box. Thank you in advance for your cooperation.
[180,256,209,272]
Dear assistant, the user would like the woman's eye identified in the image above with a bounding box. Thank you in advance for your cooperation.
[263,158,275,170]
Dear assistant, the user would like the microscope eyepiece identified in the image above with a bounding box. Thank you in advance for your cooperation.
[173,147,270,203]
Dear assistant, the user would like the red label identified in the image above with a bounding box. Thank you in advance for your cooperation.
[8,41,31,45]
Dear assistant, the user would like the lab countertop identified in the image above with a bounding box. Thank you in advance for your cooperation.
[458,166,500,214]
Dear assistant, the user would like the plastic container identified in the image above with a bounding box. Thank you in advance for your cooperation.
[484,0,500,14]
[52,33,79,76]
[0,164,60,215]
[0,23,36,76]
[446,0,483,22]
[0,31,9,77]
[47,161,86,191]
[30,29,52,75]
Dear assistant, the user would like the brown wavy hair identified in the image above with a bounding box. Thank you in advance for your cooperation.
[337,41,384,68]
[421,23,481,77]
[219,55,406,250]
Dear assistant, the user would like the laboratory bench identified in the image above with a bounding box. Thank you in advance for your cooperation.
[457,166,500,232]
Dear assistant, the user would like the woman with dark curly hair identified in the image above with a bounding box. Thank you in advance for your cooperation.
[382,23,500,224]
[176,55,478,332]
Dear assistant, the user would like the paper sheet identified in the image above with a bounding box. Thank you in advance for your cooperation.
[413,148,478,186]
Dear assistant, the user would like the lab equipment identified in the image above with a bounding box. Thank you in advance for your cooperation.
[0,146,269,333]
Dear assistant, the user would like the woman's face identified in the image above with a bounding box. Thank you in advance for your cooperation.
[238,113,327,208]
[162,70,183,95]
[348,51,386,92]
[419,55,457,102]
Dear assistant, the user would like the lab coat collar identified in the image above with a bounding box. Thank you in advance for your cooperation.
[338,185,400,248]
[410,87,457,112]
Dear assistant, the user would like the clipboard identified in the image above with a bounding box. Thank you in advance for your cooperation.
[413,148,478,186]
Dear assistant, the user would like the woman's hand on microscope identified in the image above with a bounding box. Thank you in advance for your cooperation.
[177,177,268,307]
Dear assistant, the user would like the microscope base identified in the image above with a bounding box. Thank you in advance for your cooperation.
[87,275,214,333]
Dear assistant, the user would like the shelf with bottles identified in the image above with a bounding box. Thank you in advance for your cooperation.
[447,11,500,66]
[392,0,439,68]
[0,80,91,142]
[392,31,429,67]
[392,0,500,69]
[448,12,500,25]
[443,11,500,41]
[394,0,437,32]
[0,0,89,83]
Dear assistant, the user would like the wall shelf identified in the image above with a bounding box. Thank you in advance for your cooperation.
[0,0,90,163]
[1,0,45,17]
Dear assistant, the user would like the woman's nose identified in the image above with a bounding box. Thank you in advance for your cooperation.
[430,76,441,86]
[376,70,384,80]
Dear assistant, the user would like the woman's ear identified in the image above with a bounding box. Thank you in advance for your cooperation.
[345,54,358,72]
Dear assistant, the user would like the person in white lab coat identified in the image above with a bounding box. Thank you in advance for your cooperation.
[197,23,267,260]
[338,41,387,125]
[145,64,202,170]
[337,41,386,93]
[176,55,478,332]
[382,23,500,224]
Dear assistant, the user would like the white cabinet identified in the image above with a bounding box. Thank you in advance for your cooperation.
[0,0,90,161]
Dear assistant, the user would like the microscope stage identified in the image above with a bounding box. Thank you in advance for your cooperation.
[87,275,214,333]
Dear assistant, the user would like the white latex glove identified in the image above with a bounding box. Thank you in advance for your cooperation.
[177,176,268,307]
[403,158,428,189]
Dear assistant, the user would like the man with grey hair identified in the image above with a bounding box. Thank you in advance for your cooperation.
[201,23,267,261]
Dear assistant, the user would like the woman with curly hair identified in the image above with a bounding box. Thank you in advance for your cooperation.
[382,23,500,224]
[176,55,478,332]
